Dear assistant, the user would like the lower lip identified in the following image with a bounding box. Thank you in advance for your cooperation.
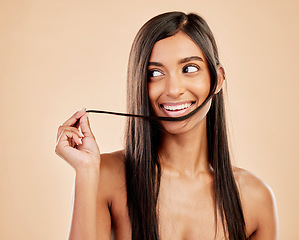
[161,103,194,118]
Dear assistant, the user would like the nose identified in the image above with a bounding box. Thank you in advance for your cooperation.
[164,73,185,99]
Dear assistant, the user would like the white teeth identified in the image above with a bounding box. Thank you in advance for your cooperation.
[163,103,192,111]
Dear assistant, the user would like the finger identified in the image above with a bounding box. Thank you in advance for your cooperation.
[75,117,81,129]
[62,108,86,127]
[55,131,82,162]
[79,113,94,138]
[60,130,82,147]
[55,129,83,154]
[57,126,84,142]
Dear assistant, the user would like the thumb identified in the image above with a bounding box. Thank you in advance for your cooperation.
[79,113,94,138]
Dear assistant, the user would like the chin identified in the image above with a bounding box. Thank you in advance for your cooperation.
[160,117,206,136]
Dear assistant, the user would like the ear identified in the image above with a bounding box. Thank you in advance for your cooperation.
[215,64,225,94]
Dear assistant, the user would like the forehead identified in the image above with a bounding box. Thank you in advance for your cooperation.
[149,31,205,62]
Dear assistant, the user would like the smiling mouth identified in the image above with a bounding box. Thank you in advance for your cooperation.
[160,102,195,111]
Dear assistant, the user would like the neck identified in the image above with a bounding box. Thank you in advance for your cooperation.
[159,117,210,178]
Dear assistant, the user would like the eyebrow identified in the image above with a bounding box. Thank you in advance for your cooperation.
[148,56,204,67]
[179,56,204,64]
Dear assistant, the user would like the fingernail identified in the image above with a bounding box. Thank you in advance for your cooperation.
[78,138,82,144]
[79,107,85,112]
[79,131,84,138]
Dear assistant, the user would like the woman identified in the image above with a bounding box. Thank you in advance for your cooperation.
[55,12,278,240]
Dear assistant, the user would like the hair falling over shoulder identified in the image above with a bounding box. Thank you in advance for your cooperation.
[124,11,247,240]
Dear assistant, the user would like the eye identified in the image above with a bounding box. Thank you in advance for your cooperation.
[183,65,199,73]
[148,69,163,78]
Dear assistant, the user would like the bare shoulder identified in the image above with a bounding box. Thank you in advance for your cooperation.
[232,167,275,203]
[96,151,130,239]
[232,166,278,239]
[98,150,126,203]
[100,150,126,174]
[98,150,131,239]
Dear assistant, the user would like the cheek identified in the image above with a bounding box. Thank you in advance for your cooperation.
[187,83,210,103]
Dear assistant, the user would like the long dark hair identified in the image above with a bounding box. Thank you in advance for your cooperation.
[125,12,246,240]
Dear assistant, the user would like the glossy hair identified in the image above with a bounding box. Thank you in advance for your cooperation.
[125,12,246,240]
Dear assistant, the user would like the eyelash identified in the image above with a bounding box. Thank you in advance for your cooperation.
[182,64,200,73]
[148,69,163,78]
[148,64,200,79]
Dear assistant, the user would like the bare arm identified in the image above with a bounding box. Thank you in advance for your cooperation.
[55,108,103,239]
[68,168,99,240]
[236,168,279,240]
[250,183,278,240]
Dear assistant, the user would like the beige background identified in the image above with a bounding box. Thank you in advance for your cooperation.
[0,0,298,239]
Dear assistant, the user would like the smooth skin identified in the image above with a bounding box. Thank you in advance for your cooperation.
[55,32,278,239]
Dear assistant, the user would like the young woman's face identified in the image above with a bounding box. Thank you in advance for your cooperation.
[147,31,213,134]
